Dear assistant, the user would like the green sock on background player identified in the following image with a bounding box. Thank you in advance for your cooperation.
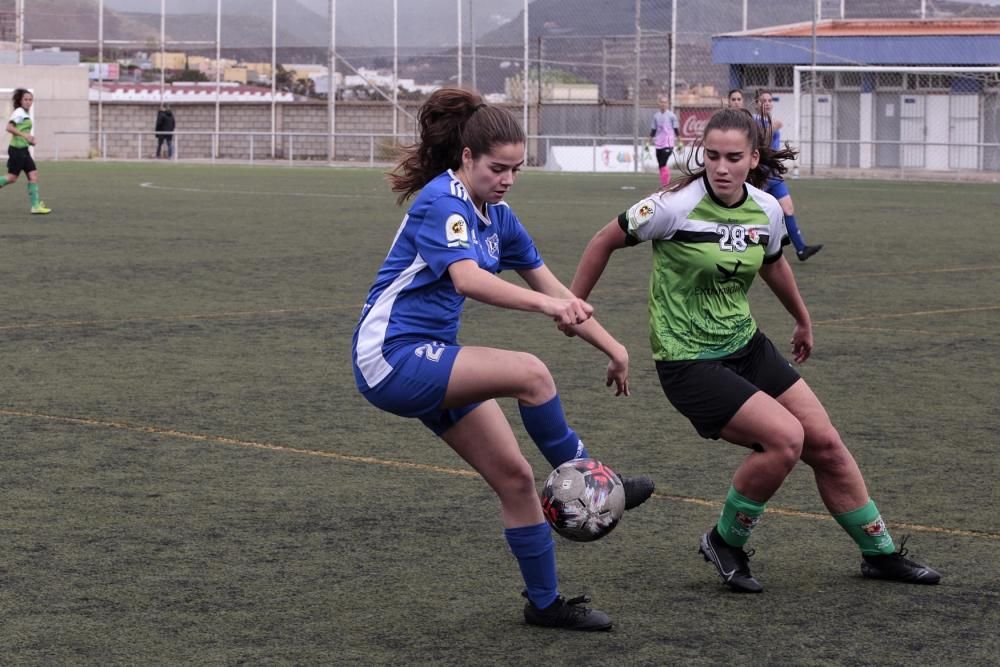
[834,499,896,555]
[28,182,40,207]
[717,485,766,547]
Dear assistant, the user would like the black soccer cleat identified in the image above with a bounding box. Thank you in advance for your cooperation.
[522,592,613,631]
[860,536,941,585]
[699,527,764,593]
[796,244,823,261]
[617,474,655,511]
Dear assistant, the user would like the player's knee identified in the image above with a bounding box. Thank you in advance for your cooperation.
[802,426,849,470]
[762,421,804,470]
[493,458,537,499]
[516,353,557,404]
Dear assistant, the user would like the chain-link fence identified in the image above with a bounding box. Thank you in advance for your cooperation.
[2,0,999,175]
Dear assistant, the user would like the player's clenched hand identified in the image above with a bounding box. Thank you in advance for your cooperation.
[557,321,578,337]
[543,296,593,327]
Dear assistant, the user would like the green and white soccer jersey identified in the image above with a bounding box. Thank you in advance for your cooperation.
[620,176,786,361]
[8,107,32,149]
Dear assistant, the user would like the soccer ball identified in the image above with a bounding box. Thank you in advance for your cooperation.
[540,458,626,542]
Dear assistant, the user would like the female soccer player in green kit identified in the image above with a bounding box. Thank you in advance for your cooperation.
[2,88,51,214]
[569,108,940,593]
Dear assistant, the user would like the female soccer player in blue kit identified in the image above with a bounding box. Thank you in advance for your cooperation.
[351,87,653,631]
[755,89,821,261]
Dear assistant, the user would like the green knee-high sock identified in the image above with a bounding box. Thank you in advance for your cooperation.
[833,499,895,556]
[0,175,9,189]
[27,182,40,207]
[716,485,767,548]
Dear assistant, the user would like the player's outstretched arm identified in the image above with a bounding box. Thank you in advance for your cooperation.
[448,258,592,327]
[517,264,630,396]
[759,256,813,363]
[570,220,629,300]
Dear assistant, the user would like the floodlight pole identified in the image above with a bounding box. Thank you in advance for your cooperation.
[470,0,477,90]
[15,0,23,65]
[393,0,398,141]
[670,0,677,103]
[632,0,641,173]
[98,0,104,150]
[271,0,277,159]
[329,0,336,161]
[215,0,222,160]
[522,0,528,135]
[457,0,462,87]
[810,0,818,176]
[160,0,166,100]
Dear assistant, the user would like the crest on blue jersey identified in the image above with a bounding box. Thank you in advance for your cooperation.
[446,213,470,249]
[486,233,500,259]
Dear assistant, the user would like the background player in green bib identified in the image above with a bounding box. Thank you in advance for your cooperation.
[2,88,51,215]
[569,108,940,592]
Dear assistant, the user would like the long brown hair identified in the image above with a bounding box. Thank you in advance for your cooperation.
[11,88,31,109]
[664,107,796,193]
[387,87,525,205]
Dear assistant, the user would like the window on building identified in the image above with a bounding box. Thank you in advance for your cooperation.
[907,74,951,91]
[876,72,904,89]
[774,66,793,88]
[742,65,769,88]
[837,71,862,89]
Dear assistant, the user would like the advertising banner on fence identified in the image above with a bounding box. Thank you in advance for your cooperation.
[546,144,665,173]
[679,107,717,143]
[545,108,715,173]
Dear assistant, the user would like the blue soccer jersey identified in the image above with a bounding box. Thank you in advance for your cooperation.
[352,169,543,391]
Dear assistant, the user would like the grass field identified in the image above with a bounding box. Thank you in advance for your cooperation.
[1,162,998,665]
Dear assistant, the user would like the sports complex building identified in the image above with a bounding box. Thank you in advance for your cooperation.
[712,19,1000,173]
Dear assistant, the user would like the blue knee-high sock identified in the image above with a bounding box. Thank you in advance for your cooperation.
[505,522,558,609]
[518,394,589,468]
[784,213,807,252]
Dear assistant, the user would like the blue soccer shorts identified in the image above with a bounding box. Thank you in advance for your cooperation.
[360,340,481,436]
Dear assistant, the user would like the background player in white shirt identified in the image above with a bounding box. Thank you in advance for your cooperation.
[648,95,680,187]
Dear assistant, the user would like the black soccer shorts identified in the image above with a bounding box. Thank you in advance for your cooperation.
[655,329,801,439]
[7,146,37,176]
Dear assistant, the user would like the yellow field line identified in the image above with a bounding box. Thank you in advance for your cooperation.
[813,304,1000,325]
[0,306,343,332]
[820,264,1000,280]
[2,407,997,542]
[816,324,961,336]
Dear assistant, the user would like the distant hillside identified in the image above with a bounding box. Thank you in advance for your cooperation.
[480,0,1000,46]
[15,0,329,49]
[12,0,529,50]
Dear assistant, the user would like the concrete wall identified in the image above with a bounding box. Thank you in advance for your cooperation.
[88,100,423,162]
[0,64,89,159]
[86,100,541,163]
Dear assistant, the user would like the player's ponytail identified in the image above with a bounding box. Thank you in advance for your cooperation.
[388,87,524,205]
[663,108,796,194]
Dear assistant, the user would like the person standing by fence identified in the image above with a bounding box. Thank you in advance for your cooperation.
[155,104,175,159]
